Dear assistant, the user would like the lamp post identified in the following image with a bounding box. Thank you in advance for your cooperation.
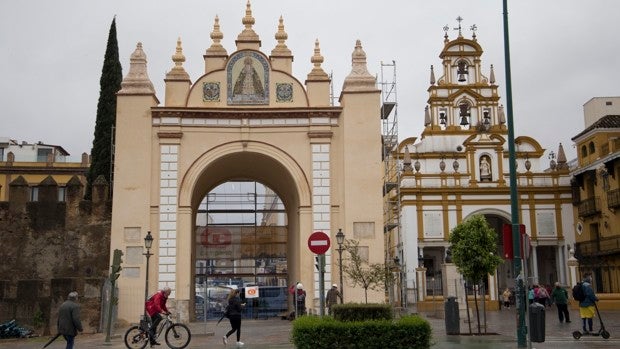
[144,231,154,312]
[502,1,526,346]
[336,228,345,302]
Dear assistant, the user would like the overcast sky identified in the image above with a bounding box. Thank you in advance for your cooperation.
[1,0,618,162]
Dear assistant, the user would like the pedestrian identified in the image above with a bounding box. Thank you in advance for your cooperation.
[145,286,171,346]
[295,283,307,316]
[537,284,549,306]
[57,291,83,349]
[550,282,571,323]
[325,284,343,315]
[579,273,598,334]
[501,288,512,309]
[528,286,535,305]
[223,289,245,347]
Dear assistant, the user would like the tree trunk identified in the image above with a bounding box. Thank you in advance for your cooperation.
[364,287,368,303]
[474,283,481,334]
[464,283,472,334]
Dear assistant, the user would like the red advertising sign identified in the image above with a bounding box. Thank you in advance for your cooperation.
[308,231,331,254]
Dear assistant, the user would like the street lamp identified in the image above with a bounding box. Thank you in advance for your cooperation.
[144,231,154,307]
[336,228,345,301]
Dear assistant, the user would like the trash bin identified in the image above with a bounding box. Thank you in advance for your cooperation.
[529,302,545,342]
[445,296,460,335]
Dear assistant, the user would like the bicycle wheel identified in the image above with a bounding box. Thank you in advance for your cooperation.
[124,325,148,349]
[165,323,191,349]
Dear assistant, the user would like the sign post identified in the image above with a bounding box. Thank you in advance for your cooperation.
[308,231,331,317]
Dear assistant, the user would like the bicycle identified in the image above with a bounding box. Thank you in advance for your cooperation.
[124,313,191,349]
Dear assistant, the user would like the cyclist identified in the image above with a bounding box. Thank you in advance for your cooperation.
[145,287,171,346]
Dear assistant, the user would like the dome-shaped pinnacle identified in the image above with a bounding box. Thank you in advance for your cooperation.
[557,143,568,169]
[237,0,259,42]
[342,40,375,91]
[206,15,227,55]
[307,39,328,79]
[271,15,291,57]
[430,65,436,85]
[119,42,155,94]
[489,64,496,84]
[424,105,431,126]
[167,37,189,80]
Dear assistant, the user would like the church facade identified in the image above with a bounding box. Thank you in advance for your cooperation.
[389,23,575,308]
[111,2,386,322]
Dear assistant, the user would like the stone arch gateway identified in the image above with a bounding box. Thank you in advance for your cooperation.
[110,3,385,323]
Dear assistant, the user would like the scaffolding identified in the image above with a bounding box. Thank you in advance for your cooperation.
[380,61,404,306]
[380,61,400,233]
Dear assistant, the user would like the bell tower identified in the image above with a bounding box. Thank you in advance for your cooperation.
[423,16,504,135]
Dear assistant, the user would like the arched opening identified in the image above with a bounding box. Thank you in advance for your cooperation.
[194,181,288,320]
[182,147,309,321]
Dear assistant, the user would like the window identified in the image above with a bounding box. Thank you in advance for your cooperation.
[58,187,66,202]
[606,101,613,106]
[0,148,4,161]
[589,142,595,155]
[37,148,52,162]
[581,145,588,158]
[30,187,39,202]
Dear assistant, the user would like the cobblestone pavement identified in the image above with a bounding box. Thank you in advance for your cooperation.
[2,307,620,348]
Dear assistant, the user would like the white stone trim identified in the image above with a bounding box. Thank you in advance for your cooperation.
[312,143,333,299]
[159,144,179,294]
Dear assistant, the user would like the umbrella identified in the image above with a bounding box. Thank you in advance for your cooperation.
[42,333,61,348]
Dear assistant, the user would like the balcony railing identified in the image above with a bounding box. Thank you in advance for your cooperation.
[576,236,620,257]
[608,189,620,209]
[578,197,601,218]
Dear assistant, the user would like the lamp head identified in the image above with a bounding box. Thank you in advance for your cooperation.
[145,231,154,249]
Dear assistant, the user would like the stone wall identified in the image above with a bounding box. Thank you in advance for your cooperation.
[0,175,111,334]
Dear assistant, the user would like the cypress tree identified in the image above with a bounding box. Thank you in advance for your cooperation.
[86,17,122,199]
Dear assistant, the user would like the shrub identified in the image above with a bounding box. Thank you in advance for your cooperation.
[332,303,392,322]
[291,314,431,349]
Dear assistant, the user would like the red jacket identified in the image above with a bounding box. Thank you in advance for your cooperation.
[145,290,169,317]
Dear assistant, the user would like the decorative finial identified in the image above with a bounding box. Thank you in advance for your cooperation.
[470,24,477,41]
[119,42,155,95]
[498,104,506,124]
[271,15,291,56]
[237,0,260,42]
[342,40,375,91]
[430,65,436,85]
[557,143,568,169]
[403,147,413,173]
[206,15,227,55]
[243,0,255,29]
[424,105,431,126]
[454,16,464,37]
[307,39,328,79]
[489,64,496,84]
[443,24,450,43]
[172,37,185,67]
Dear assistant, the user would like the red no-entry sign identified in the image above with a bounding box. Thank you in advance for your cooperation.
[308,231,331,254]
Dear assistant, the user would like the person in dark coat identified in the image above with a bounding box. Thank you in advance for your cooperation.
[223,288,245,347]
[550,282,571,323]
[57,291,83,349]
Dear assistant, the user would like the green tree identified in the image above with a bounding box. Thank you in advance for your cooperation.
[86,17,122,199]
[342,239,394,303]
[449,214,503,334]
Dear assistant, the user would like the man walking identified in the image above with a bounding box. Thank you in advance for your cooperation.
[57,291,83,349]
[325,284,342,315]
[550,282,570,323]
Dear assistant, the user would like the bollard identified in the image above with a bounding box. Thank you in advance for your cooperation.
[529,302,545,342]
[445,296,460,335]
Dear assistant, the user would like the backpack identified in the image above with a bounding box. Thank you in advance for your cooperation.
[572,282,585,302]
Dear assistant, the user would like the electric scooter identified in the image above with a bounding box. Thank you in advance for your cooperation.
[572,302,610,339]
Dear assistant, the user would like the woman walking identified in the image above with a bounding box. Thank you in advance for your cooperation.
[223,289,245,347]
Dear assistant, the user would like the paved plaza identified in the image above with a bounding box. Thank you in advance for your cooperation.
[2,307,620,348]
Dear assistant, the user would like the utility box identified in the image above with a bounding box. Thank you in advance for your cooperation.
[529,302,545,342]
[444,296,460,335]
